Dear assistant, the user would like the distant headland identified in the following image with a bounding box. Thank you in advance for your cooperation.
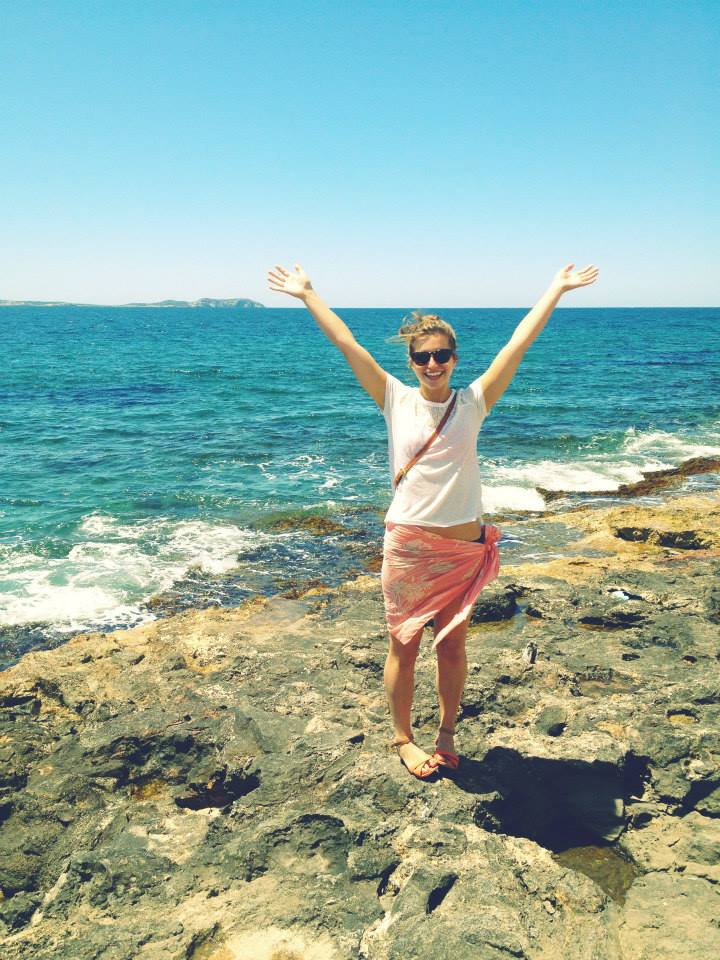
[0,297,265,308]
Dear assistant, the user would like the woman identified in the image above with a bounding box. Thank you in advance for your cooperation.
[267,262,598,779]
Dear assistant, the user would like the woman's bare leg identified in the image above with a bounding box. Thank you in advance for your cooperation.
[434,599,471,755]
[384,630,436,770]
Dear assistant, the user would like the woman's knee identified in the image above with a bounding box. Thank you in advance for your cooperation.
[435,629,467,659]
[388,632,421,662]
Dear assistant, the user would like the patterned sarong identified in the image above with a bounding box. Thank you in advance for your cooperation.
[381,522,501,649]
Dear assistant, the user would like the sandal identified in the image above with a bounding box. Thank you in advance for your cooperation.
[391,735,439,780]
[432,725,460,770]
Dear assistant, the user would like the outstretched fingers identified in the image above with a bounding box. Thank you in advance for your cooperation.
[555,262,599,291]
[267,262,310,296]
[577,264,599,285]
[267,264,290,292]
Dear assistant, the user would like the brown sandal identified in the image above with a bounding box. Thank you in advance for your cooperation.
[432,725,460,770]
[391,735,440,780]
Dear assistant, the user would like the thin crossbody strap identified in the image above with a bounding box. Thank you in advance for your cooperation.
[393,392,458,488]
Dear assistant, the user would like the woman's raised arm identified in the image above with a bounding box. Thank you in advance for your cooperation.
[267,263,387,409]
[479,264,599,414]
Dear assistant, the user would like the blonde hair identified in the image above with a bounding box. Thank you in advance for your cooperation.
[389,311,458,354]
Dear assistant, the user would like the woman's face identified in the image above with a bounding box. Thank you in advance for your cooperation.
[409,332,457,396]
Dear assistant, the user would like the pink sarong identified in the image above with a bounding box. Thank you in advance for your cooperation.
[381,522,501,649]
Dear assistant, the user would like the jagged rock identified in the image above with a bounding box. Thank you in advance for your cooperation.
[470,582,522,623]
[539,455,720,500]
[1,494,719,957]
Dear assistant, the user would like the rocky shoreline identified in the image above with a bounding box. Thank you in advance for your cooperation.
[1,492,719,958]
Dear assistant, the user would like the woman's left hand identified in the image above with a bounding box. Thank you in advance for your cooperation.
[552,263,599,292]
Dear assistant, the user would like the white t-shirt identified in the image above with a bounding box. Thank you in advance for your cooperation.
[382,372,489,527]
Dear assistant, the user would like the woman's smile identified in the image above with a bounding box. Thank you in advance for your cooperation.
[408,332,457,401]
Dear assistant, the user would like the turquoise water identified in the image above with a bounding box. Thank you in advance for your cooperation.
[1,306,719,655]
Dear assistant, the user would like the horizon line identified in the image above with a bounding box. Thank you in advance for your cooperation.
[2,301,719,310]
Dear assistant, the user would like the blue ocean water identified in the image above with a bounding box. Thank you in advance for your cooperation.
[1,306,719,652]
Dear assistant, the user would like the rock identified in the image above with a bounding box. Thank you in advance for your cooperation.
[613,525,713,550]
[262,513,349,536]
[539,454,720,500]
[470,582,522,623]
[616,872,720,959]
[535,704,568,737]
[1,493,719,957]
[0,891,41,932]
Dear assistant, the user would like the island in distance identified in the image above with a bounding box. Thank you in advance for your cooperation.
[0,297,265,308]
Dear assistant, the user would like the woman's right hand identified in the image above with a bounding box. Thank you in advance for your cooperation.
[267,263,313,300]
[269,262,388,409]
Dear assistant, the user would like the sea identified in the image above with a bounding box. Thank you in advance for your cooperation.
[1,306,719,666]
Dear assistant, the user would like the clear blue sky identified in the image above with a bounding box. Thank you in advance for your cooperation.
[1,0,717,306]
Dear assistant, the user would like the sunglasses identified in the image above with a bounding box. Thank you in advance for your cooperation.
[409,348,455,366]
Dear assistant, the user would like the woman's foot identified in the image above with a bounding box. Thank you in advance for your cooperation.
[432,726,460,769]
[392,737,439,779]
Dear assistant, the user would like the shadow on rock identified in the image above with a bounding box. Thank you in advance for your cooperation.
[452,746,651,852]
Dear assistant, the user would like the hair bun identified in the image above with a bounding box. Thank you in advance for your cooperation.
[388,311,457,351]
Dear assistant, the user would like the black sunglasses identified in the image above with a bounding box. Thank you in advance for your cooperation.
[409,348,455,366]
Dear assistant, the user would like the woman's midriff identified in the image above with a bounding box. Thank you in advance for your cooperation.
[418,519,483,541]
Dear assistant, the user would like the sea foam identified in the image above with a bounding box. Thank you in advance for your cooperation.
[1,514,269,631]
